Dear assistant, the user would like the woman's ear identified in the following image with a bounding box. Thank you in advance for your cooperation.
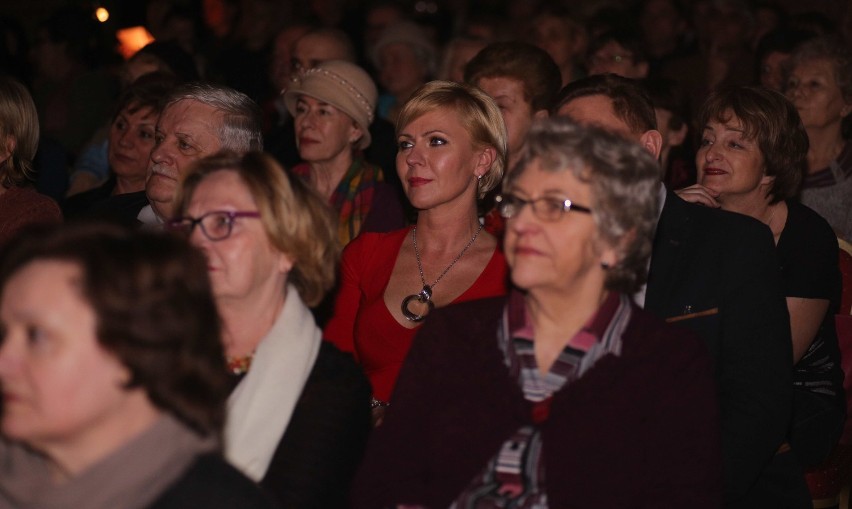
[349,122,364,145]
[475,146,497,179]
[277,251,294,276]
[0,135,16,166]
[599,228,636,270]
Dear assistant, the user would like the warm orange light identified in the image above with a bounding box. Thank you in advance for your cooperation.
[116,26,155,60]
[95,7,109,22]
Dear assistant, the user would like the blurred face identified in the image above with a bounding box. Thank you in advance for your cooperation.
[588,41,648,79]
[379,42,427,97]
[504,159,610,296]
[640,0,683,51]
[270,26,310,91]
[786,59,852,130]
[147,100,223,218]
[397,107,484,211]
[760,51,789,92]
[696,113,769,203]
[476,76,536,167]
[365,6,403,49]
[444,40,485,83]
[186,170,291,304]
[294,95,361,163]
[30,29,67,81]
[705,2,750,51]
[108,105,157,183]
[557,95,637,140]
[531,16,577,68]
[0,261,142,451]
[291,33,350,76]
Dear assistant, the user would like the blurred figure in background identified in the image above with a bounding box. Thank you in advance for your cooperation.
[0,76,60,250]
[29,6,119,159]
[372,21,437,124]
[64,73,178,222]
[644,77,695,190]
[464,41,562,237]
[785,35,852,243]
[528,7,587,86]
[437,35,489,83]
[586,29,650,80]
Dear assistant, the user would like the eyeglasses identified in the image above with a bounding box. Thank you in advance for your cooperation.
[590,53,633,66]
[495,193,592,222]
[168,211,261,241]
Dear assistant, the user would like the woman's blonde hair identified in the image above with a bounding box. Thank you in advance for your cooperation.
[0,77,39,188]
[396,80,507,199]
[174,151,340,307]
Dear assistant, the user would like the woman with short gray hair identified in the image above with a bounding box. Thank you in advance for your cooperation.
[352,118,721,508]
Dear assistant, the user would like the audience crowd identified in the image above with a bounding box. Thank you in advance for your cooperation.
[0,0,851,508]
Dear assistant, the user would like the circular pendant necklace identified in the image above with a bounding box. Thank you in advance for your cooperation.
[401,223,484,322]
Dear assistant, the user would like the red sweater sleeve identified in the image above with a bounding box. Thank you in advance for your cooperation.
[324,233,375,359]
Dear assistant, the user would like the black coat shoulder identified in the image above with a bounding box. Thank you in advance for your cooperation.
[148,453,278,509]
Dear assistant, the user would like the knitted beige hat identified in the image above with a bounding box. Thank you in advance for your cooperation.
[284,60,378,149]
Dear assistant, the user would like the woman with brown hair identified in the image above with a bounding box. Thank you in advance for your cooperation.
[678,85,844,501]
[0,76,60,248]
[0,223,274,509]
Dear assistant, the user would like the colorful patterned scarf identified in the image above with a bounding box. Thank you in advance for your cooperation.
[292,159,385,246]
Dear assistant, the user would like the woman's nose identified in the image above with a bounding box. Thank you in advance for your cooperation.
[703,143,721,162]
[116,129,132,148]
[404,145,423,166]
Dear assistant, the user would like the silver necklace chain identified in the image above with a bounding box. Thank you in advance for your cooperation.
[412,222,484,295]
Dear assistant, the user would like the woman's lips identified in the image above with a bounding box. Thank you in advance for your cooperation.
[299,137,319,146]
[513,245,542,256]
[407,177,431,187]
[702,167,727,176]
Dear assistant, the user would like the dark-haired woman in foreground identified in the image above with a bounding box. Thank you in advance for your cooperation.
[0,223,274,509]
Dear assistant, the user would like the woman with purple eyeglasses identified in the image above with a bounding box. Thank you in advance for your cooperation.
[170,151,371,508]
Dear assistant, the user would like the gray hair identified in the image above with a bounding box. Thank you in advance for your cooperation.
[165,82,263,153]
[505,118,661,293]
[788,35,852,105]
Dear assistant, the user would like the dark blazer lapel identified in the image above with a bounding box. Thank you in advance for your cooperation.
[645,192,695,313]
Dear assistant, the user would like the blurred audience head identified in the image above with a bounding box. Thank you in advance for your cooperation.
[0,76,39,188]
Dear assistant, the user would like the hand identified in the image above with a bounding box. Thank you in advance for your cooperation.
[675,184,721,208]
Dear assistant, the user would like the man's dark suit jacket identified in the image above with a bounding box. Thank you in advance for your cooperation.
[646,191,795,507]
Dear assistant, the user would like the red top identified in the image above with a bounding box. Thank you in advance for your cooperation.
[324,227,508,401]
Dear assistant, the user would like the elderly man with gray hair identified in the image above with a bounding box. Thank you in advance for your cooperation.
[139,82,262,224]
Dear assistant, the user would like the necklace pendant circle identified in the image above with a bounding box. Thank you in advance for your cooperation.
[401,292,434,322]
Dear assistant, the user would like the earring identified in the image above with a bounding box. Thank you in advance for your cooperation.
[601,261,610,269]
[476,174,483,181]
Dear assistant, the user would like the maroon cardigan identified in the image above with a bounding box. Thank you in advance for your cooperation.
[352,295,722,508]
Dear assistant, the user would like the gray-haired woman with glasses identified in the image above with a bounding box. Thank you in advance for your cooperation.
[169,151,371,508]
[352,119,722,508]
